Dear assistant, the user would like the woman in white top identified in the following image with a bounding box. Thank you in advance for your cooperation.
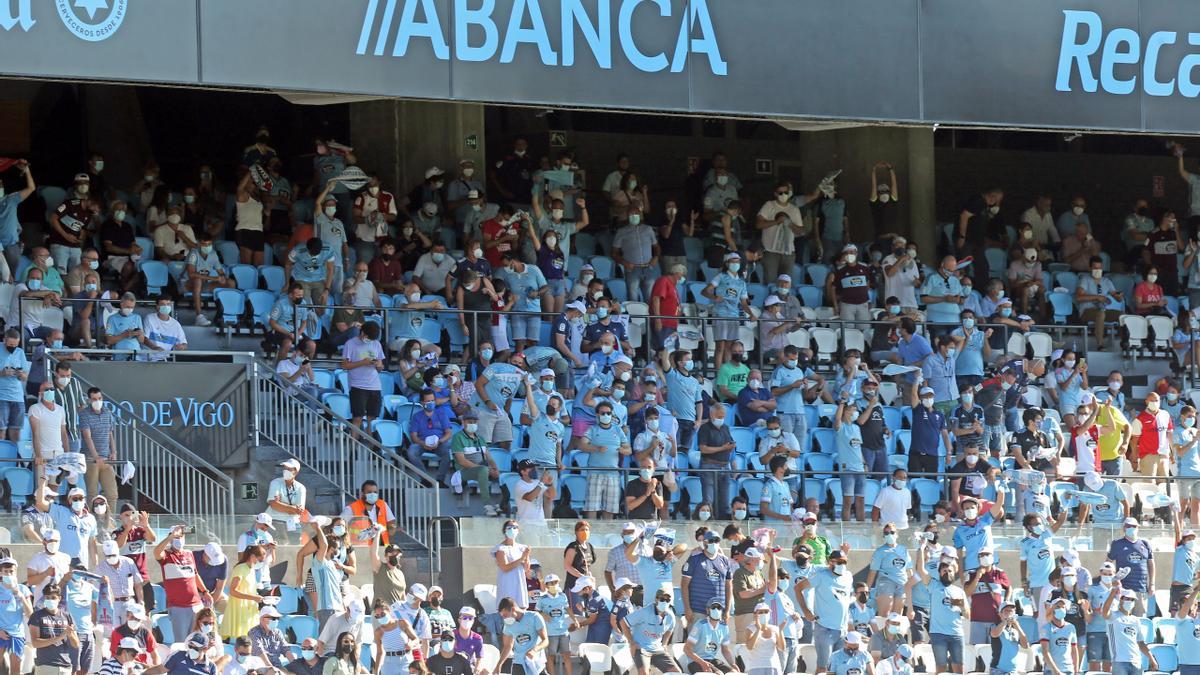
[373,598,418,675]
[744,602,785,675]
[491,520,531,609]
[235,171,266,266]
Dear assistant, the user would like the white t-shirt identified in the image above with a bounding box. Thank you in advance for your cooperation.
[142,314,188,362]
[874,484,912,530]
[756,202,805,255]
[223,654,269,675]
[152,223,195,259]
[881,254,921,309]
[28,402,66,459]
[514,478,548,527]
[26,550,70,600]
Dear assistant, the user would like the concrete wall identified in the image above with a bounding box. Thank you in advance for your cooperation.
[350,100,486,201]
[933,146,1192,257]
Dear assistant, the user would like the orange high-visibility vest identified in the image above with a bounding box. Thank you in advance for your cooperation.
[348,498,391,545]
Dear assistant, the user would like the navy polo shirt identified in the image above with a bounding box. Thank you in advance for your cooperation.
[911,406,946,456]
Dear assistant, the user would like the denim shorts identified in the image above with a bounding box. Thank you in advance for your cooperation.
[1086,632,1110,662]
[840,473,866,497]
[547,277,569,298]
[930,632,964,668]
[876,577,904,597]
[0,400,22,430]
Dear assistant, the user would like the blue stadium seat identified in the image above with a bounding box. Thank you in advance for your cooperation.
[311,369,335,390]
[806,264,831,288]
[984,248,1008,274]
[797,285,822,307]
[373,420,405,455]
[324,394,352,420]
[910,478,942,514]
[285,615,319,644]
[273,585,305,615]
[804,454,834,478]
[1048,291,1074,324]
[260,266,286,294]
[141,261,169,295]
[731,427,757,456]
[608,279,628,301]
[589,256,615,279]
[2,467,34,509]
[561,475,587,512]
[689,281,711,305]
[246,290,276,330]
[153,613,174,644]
[134,237,154,267]
[214,288,245,326]
[812,428,836,454]
[230,264,259,291]
[217,240,240,267]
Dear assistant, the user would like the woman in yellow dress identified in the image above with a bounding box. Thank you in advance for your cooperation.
[220,544,267,639]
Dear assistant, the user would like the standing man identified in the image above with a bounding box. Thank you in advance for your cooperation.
[340,321,385,435]
[650,265,686,352]
[612,208,660,302]
[697,406,735,519]
[827,244,873,329]
[1107,519,1154,614]
[1130,392,1173,479]
[680,531,734,627]
[955,189,1003,284]
[664,350,704,454]
[29,381,68,481]
[154,525,212,644]
[910,387,953,478]
[769,346,810,453]
[0,328,28,443]
[79,387,118,503]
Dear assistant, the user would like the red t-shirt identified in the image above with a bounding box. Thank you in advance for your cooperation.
[482,219,518,268]
[968,567,1010,623]
[368,256,403,289]
[1134,282,1163,314]
[159,549,202,609]
[109,623,158,664]
[1071,424,1100,473]
[650,276,680,330]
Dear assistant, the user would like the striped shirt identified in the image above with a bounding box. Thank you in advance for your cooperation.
[605,544,640,585]
[78,407,115,458]
[99,657,127,675]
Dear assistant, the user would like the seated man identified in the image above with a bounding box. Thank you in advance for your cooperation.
[99,203,141,293]
[64,248,101,296]
[10,266,64,338]
[152,206,196,262]
[142,295,188,362]
[184,234,233,327]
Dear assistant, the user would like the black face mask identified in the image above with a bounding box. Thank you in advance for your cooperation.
[430,598,441,607]
[652,549,668,562]
[857,593,868,603]
[795,556,810,568]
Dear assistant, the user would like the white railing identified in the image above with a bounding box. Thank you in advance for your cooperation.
[59,361,236,524]
[251,361,440,555]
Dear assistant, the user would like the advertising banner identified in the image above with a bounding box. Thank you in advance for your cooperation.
[5,0,1200,133]
[70,361,253,468]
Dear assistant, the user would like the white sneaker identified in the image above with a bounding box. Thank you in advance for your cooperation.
[195,315,212,326]
[483,504,498,517]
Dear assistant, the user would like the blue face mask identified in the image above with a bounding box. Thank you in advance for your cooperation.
[786,359,798,368]
[728,263,741,273]
[1000,307,1013,317]
[27,279,41,291]
[1053,608,1067,621]
[423,402,435,412]
[481,348,494,361]
[889,305,901,315]
[541,380,554,392]
[597,307,609,320]
[962,318,975,330]
[656,600,670,613]
[51,340,63,349]
[683,360,694,371]
[433,376,446,388]
[622,534,636,545]
[777,578,791,592]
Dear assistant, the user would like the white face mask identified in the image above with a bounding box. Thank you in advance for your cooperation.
[963,507,978,520]
[551,209,564,220]
[324,206,338,217]
[167,214,181,225]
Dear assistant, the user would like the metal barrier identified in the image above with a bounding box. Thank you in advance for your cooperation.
[251,359,442,558]
[290,300,1092,372]
[48,355,237,525]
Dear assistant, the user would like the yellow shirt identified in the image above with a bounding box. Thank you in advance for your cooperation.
[1096,405,1129,461]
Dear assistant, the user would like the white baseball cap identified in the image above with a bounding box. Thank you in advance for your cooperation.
[255,513,275,529]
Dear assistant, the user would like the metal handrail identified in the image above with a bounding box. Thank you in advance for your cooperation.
[251,359,441,554]
[49,357,236,523]
[429,515,460,585]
